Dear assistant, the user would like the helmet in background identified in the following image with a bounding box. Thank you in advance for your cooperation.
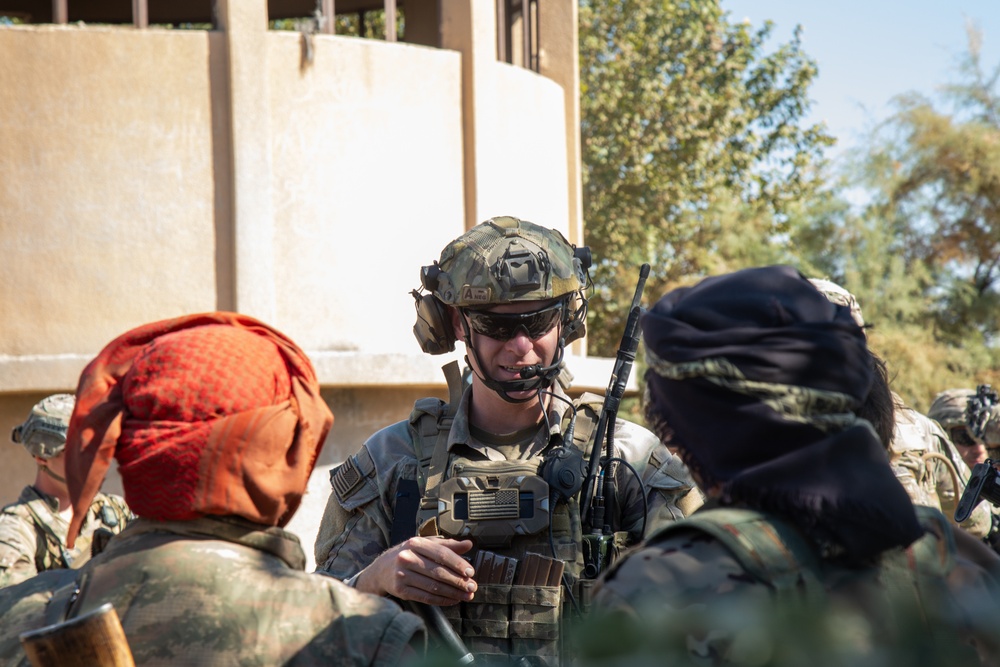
[808,278,865,329]
[11,393,75,459]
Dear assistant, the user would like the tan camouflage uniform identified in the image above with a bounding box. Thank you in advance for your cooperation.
[0,515,425,666]
[0,486,130,589]
[891,400,991,538]
[315,382,700,665]
[316,383,700,577]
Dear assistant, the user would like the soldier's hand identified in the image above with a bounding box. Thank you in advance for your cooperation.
[357,536,477,605]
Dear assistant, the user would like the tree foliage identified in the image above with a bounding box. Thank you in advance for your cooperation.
[783,25,1000,407]
[858,25,1000,344]
[579,0,833,355]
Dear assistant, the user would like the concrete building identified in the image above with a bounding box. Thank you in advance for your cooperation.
[0,0,612,567]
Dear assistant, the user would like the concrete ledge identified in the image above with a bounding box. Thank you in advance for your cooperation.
[0,351,634,395]
[0,354,94,394]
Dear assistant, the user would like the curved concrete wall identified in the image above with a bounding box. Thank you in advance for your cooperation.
[267,32,466,354]
[0,26,222,356]
[0,21,591,514]
[474,61,570,229]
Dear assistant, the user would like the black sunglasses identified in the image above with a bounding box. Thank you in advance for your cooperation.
[463,301,565,341]
[949,426,977,448]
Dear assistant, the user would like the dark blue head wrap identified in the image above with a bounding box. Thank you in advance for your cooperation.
[642,265,922,562]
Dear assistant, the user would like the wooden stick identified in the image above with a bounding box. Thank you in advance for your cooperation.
[20,603,135,667]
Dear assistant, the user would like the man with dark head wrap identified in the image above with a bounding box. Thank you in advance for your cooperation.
[807,279,991,540]
[0,313,424,666]
[587,266,1000,666]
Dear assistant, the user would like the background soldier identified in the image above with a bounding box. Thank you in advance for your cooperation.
[929,387,1000,553]
[0,394,130,588]
[929,388,988,469]
[809,279,991,539]
[315,216,700,665]
[588,265,1000,666]
[0,313,425,666]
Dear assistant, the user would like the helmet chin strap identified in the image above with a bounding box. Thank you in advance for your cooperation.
[460,315,565,404]
[39,462,67,484]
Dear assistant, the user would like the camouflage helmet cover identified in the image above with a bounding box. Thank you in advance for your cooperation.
[928,388,976,429]
[11,393,75,459]
[427,216,588,308]
[808,278,865,328]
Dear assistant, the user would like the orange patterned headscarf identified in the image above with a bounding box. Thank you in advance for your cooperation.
[65,313,334,548]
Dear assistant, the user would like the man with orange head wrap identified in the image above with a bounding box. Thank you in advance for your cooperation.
[0,313,424,666]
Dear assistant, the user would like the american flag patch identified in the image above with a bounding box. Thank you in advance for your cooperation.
[468,489,519,520]
[332,459,363,501]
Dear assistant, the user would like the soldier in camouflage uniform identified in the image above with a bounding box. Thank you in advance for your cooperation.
[929,388,988,469]
[928,388,1000,552]
[0,394,131,589]
[315,216,700,665]
[891,398,992,537]
[588,266,1000,666]
[0,313,425,666]
[808,279,991,538]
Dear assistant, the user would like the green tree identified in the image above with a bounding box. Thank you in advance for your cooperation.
[786,26,1000,407]
[579,0,833,355]
[860,25,1000,344]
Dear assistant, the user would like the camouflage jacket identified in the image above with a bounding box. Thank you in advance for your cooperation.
[586,504,998,666]
[315,383,701,580]
[0,485,131,589]
[0,515,425,666]
[891,404,992,538]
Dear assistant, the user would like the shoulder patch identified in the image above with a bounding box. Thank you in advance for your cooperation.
[332,458,364,502]
[99,505,120,528]
[330,447,379,509]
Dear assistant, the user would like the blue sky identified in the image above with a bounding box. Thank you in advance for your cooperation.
[721,1,1000,158]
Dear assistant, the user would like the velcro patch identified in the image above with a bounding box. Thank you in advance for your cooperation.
[100,505,119,528]
[461,286,491,303]
[332,459,364,502]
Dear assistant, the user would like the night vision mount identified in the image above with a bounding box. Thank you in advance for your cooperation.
[955,384,1000,524]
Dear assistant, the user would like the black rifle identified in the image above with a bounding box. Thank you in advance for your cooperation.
[577,263,649,579]
[954,384,1000,524]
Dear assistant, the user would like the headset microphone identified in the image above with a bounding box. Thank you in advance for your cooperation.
[519,362,560,381]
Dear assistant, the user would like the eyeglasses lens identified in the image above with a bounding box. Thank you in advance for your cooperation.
[22,428,65,452]
[466,303,563,341]
[950,427,976,448]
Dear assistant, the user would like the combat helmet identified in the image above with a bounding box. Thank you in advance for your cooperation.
[412,216,591,400]
[808,278,865,329]
[929,387,999,451]
[11,393,75,459]
[928,388,976,430]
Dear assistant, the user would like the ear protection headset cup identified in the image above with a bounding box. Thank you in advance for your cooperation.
[562,291,587,345]
[412,290,457,355]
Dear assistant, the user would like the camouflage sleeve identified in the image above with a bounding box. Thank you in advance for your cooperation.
[314,446,397,578]
[610,419,702,541]
[101,493,134,533]
[0,568,75,665]
[587,529,774,665]
[0,514,39,589]
[316,422,424,578]
[315,488,392,578]
[322,572,427,667]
